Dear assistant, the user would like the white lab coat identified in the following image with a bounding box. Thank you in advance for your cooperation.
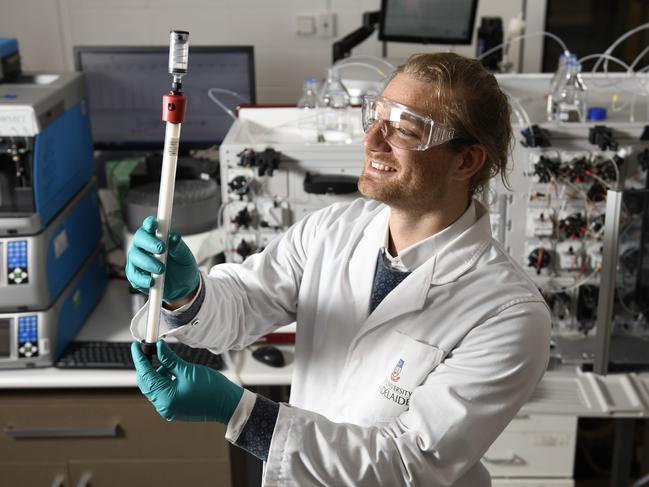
[131,198,551,487]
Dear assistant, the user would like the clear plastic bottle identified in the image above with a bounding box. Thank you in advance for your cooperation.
[298,78,319,109]
[546,53,571,121]
[550,58,587,123]
[297,78,319,139]
[316,68,352,143]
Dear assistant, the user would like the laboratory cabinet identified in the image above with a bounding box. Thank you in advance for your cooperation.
[1,462,68,487]
[0,389,232,487]
[485,414,577,486]
[492,480,574,487]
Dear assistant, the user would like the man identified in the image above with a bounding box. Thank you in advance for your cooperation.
[127,52,551,486]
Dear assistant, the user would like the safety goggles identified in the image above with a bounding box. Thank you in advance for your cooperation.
[361,95,457,151]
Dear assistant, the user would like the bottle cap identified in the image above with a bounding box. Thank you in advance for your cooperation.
[587,107,607,121]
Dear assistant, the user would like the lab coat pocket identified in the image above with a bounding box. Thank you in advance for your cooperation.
[374,331,445,421]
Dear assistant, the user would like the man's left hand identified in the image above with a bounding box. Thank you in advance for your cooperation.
[131,340,243,423]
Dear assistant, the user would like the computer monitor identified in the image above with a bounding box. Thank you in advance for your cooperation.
[74,46,255,150]
[378,0,478,45]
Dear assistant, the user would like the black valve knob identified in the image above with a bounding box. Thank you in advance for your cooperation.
[559,213,587,239]
[228,175,250,196]
[231,207,252,228]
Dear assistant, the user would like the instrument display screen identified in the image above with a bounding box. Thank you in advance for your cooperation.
[0,319,10,357]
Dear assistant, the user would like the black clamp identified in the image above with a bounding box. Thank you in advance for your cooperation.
[237,148,281,177]
[588,125,618,151]
[533,156,560,183]
[257,148,281,177]
[520,125,551,148]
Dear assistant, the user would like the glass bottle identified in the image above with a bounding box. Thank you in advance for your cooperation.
[550,58,587,123]
[316,68,352,143]
[297,78,320,139]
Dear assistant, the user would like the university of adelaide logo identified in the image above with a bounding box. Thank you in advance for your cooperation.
[379,358,412,407]
[390,359,404,382]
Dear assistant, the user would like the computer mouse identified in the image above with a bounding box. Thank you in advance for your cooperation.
[252,345,285,368]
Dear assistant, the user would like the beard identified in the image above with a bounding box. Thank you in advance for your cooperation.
[358,170,405,204]
[358,165,448,211]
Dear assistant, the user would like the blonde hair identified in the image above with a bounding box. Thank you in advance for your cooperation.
[393,52,513,195]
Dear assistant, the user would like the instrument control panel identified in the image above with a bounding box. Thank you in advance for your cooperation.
[17,315,38,358]
[7,240,29,285]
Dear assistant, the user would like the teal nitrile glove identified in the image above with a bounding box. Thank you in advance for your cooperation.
[125,216,200,303]
[131,341,244,423]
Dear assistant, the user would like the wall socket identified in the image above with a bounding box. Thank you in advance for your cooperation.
[317,12,336,38]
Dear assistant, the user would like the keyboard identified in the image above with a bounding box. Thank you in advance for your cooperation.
[55,341,224,371]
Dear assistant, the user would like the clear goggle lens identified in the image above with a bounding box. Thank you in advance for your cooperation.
[361,95,456,151]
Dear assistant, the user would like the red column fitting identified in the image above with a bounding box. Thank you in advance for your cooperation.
[162,93,187,123]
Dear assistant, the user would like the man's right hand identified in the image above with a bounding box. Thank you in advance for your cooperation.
[125,216,200,307]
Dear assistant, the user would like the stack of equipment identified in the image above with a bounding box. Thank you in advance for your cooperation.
[0,71,106,368]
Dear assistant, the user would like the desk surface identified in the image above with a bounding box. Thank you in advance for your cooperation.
[0,279,294,388]
[2,280,649,418]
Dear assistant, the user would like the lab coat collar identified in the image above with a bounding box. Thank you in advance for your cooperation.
[349,199,493,343]
[428,200,492,285]
[382,200,477,271]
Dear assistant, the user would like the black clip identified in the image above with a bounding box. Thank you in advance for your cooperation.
[588,125,618,151]
[236,148,281,177]
[520,125,551,148]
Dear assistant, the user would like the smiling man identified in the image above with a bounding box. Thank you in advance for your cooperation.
[127,52,551,486]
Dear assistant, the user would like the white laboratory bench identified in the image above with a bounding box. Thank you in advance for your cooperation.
[3,278,647,418]
[0,279,294,389]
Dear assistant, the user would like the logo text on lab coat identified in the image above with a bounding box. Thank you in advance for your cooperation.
[378,380,412,407]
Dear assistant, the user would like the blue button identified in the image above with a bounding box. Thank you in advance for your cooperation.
[3,94,17,99]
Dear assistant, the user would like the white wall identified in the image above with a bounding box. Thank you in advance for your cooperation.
[0,0,523,103]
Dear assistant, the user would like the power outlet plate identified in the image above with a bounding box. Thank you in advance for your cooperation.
[317,12,336,38]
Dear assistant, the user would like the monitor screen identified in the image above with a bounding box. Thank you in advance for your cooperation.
[74,46,256,150]
[379,0,478,45]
